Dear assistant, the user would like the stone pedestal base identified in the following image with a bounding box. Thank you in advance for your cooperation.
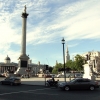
[14,67,27,75]
[15,54,29,75]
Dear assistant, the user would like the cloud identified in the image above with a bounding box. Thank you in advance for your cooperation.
[59,0,100,40]
[68,43,79,48]
[0,0,99,65]
[26,0,100,45]
[0,0,100,46]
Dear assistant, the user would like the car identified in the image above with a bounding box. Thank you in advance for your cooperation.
[49,74,55,78]
[58,78,99,91]
[0,77,21,86]
[57,73,75,78]
[57,73,71,78]
[68,73,75,78]
[0,73,5,77]
[42,74,52,78]
[75,73,83,78]
[57,74,64,78]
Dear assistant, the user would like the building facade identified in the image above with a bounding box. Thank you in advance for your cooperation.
[0,55,46,76]
[0,55,18,74]
[82,51,100,73]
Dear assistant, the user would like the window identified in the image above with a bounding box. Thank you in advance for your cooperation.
[83,79,90,82]
[77,79,83,82]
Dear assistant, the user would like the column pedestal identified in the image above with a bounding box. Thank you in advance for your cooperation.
[14,55,29,75]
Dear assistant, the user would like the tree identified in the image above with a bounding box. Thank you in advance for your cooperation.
[52,63,63,74]
[65,55,85,71]
[66,60,74,70]
[74,54,84,71]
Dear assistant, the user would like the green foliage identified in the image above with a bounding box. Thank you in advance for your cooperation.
[52,54,84,73]
[52,63,63,74]
[66,60,76,70]
[65,54,84,71]
[66,60,73,68]
[74,54,84,71]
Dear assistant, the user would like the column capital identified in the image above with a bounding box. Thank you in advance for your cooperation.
[21,13,29,18]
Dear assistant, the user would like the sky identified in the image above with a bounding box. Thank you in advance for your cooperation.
[0,0,100,67]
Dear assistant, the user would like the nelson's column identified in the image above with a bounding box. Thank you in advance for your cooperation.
[15,5,29,74]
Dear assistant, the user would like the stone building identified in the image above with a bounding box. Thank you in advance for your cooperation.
[82,51,100,73]
[0,55,18,74]
[0,55,46,76]
[28,60,47,76]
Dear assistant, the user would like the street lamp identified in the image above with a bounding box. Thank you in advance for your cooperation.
[61,38,66,82]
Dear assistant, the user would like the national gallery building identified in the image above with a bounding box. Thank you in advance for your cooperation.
[0,55,46,75]
[0,56,18,74]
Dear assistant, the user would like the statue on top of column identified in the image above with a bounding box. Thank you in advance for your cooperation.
[24,5,26,13]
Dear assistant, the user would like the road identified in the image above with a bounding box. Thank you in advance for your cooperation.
[0,84,100,100]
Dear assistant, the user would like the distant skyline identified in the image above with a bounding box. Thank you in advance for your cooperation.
[0,0,100,66]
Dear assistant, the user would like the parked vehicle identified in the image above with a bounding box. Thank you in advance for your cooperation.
[57,74,64,78]
[42,74,52,78]
[0,77,21,86]
[51,74,57,78]
[21,74,30,78]
[57,73,74,78]
[45,78,59,87]
[0,73,5,77]
[57,73,70,78]
[75,73,83,78]
[69,73,75,78]
[58,78,99,91]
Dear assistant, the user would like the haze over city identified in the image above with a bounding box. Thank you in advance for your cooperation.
[0,0,100,66]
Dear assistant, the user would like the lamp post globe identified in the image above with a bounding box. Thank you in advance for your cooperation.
[61,38,66,82]
[62,38,65,44]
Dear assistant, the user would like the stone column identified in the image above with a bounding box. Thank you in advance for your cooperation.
[14,6,29,75]
[19,5,29,60]
[21,6,28,56]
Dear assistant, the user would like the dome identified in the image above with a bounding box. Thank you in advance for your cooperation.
[5,55,10,60]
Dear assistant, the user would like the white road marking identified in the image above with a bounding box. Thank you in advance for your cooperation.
[26,92,58,95]
[0,88,56,96]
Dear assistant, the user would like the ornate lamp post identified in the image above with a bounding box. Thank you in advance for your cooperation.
[61,38,66,82]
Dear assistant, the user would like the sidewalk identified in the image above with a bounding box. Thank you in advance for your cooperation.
[21,77,100,86]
